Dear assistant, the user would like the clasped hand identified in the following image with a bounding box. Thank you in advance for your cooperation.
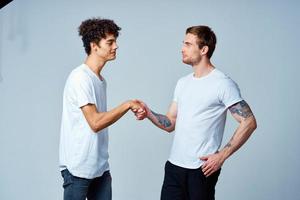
[129,99,149,120]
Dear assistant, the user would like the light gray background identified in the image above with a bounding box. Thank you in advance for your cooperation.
[0,0,299,199]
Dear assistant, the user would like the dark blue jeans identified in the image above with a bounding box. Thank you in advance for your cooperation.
[61,169,112,200]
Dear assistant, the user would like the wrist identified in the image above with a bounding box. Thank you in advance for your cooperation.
[124,100,132,110]
[147,110,154,119]
[218,149,229,162]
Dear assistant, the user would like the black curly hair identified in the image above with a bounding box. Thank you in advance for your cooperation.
[78,18,121,55]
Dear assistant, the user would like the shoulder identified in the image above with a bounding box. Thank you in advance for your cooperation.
[68,65,91,83]
[214,69,239,88]
[65,65,94,92]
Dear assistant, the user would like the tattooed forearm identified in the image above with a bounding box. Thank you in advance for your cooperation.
[224,138,233,149]
[224,142,232,148]
[151,110,172,128]
[229,100,253,118]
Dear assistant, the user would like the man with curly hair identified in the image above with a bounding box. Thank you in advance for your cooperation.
[134,25,257,200]
[59,18,144,200]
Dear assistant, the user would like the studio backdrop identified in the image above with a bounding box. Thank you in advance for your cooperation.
[0,0,299,199]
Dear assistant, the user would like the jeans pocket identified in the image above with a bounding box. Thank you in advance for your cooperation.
[61,169,73,188]
[103,171,112,182]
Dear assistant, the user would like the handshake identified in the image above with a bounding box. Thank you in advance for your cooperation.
[127,99,150,120]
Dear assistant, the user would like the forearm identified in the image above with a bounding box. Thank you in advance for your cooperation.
[92,101,131,132]
[219,117,257,160]
[147,110,175,133]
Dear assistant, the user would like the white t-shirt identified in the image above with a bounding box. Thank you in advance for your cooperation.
[59,64,109,179]
[168,68,243,169]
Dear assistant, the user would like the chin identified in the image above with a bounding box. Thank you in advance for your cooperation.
[182,59,191,65]
[109,56,116,61]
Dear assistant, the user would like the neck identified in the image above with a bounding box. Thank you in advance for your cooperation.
[192,58,215,78]
[84,54,106,79]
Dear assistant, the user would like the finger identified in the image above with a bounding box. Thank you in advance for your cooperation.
[138,109,146,114]
[200,156,208,161]
[203,167,213,177]
[137,108,144,112]
[202,163,211,173]
[137,116,145,120]
[205,168,216,177]
[136,113,145,117]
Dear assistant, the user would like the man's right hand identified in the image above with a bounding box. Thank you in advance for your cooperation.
[131,100,149,120]
[127,100,146,116]
[131,100,177,132]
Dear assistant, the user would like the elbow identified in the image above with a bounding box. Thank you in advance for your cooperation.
[166,122,176,133]
[242,116,257,134]
[86,112,107,133]
[166,129,173,133]
[91,126,105,133]
[90,122,104,133]
[166,126,175,133]
[91,125,100,133]
[249,117,257,132]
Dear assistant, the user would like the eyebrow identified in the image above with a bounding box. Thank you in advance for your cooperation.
[183,41,192,45]
[106,39,116,42]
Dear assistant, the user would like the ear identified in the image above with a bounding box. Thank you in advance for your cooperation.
[200,46,209,56]
[90,42,99,52]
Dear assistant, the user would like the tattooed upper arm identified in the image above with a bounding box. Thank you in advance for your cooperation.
[229,100,253,121]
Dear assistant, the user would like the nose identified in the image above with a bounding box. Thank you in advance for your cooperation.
[114,43,118,50]
[181,46,185,54]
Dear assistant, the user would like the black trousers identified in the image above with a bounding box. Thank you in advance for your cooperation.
[161,161,221,200]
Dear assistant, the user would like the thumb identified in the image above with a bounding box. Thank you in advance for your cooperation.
[200,155,209,161]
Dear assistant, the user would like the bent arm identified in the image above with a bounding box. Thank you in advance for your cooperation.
[201,100,257,177]
[147,101,177,133]
[81,100,143,133]
[219,100,257,160]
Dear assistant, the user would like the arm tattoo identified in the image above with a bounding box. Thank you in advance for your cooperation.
[151,110,172,128]
[224,138,233,149]
[229,100,253,118]
[224,142,232,148]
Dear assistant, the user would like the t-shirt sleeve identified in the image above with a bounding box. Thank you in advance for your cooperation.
[219,79,243,108]
[71,73,96,108]
[173,80,181,102]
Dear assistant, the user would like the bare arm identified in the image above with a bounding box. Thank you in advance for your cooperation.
[81,100,144,133]
[220,100,257,159]
[147,102,177,133]
[201,100,257,176]
[134,101,177,133]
